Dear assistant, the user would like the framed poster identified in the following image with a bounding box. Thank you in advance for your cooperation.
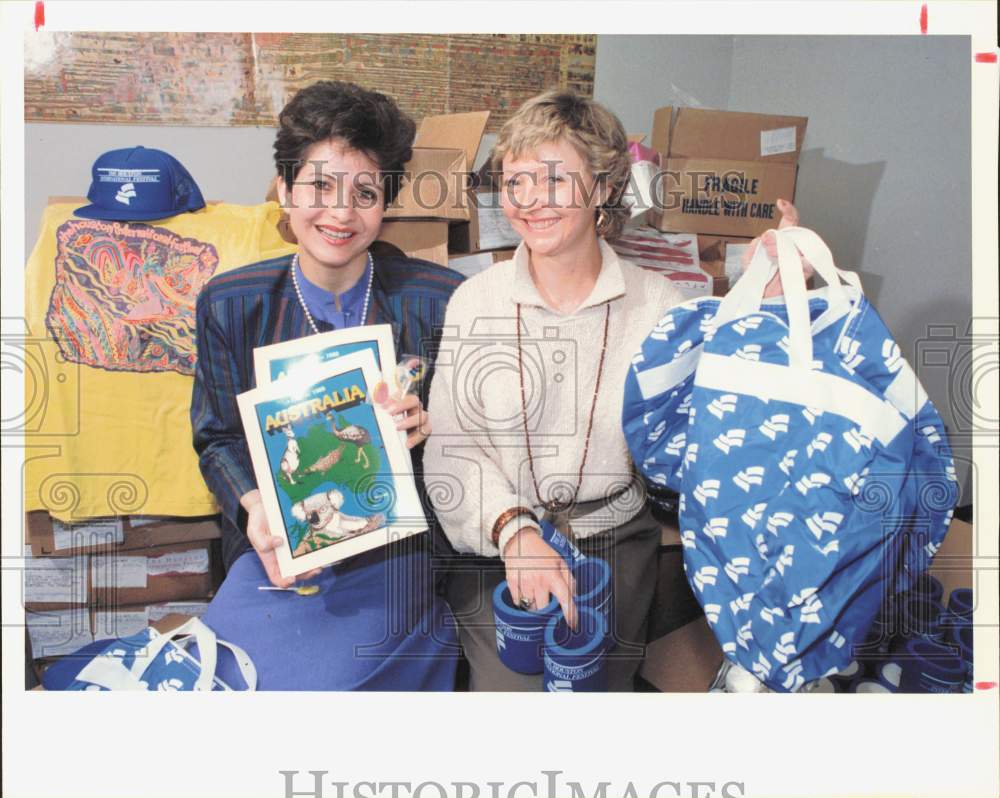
[237,348,425,577]
[252,324,396,386]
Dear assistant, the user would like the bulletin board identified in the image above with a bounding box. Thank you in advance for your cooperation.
[24,32,596,131]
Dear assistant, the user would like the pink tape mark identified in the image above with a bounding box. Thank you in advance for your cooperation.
[974,53,998,63]
[975,681,997,690]
[34,1,45,31]
[919,4,928,34]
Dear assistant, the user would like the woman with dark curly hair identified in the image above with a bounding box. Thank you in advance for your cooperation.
[190,80,464,690]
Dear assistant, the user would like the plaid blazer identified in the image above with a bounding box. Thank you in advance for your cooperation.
[191,252,464,569]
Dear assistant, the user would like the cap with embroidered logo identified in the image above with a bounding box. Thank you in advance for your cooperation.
[75,146,205,222]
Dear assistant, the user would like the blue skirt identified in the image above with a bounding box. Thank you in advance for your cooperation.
[202,542,460,690]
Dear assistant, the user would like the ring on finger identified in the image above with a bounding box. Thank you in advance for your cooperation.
[518,596,534,610]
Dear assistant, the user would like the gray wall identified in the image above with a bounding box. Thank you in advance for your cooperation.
[595,35,973,502]
[594,35,735,133]
[24,35,975,500]
[725,35,973,500]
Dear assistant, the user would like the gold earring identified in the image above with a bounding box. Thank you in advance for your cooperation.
[596,208,608,234]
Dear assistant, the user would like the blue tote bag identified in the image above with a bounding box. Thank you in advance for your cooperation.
[43,617,256,691]
[623,227,958,691]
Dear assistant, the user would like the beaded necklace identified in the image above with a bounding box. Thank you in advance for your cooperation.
[290,251,374,333]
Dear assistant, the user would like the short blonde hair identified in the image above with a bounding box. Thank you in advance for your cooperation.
[492,90,631,240]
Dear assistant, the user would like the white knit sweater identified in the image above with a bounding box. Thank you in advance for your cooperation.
[424,239,685,557]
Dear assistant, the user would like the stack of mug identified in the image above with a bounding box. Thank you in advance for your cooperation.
[492,523,613,692]
[808,575,974,694]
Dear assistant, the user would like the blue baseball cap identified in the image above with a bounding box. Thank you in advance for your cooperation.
[75,146,205,221]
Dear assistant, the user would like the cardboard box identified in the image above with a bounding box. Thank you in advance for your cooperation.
[928,518,973,605]
[448,191,521,254]
[447,248,516,278]
[647,107,807,238]
[23,549,90,611]
[121,514,222,550]
[385,111,490,223]
[697,233,755,296]
[26,606,94,661]
[376,220,450,267]
[90,540,215,606]
[25,511,221,557]
[93,600,211,640]
[28,601,210,669]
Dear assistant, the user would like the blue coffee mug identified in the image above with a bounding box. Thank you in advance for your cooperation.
[908,573,944,605]
[897,639,965,693]
[952,623,973,693]
[493,582,561,675]
[543,606,609,692]
[572,556,611,621]
[947,588,973,622]
[897,596,946,644]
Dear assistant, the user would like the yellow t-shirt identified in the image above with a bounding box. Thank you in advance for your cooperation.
[23,201,296,520]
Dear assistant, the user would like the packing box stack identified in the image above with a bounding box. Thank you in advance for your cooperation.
[382,110,516,269]
[23,512,222,672]
[387,109,522,272]
[643,106,808,297]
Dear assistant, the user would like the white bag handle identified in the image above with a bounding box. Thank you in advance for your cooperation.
[74,618,257,691]
[713,227,862,369]
[130,617,217,691]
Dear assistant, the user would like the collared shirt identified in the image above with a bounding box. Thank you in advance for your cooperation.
[509,239,628,313]
[294,258,373,329]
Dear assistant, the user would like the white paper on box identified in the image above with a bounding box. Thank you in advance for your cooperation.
[93,608,150,639]
[448,251,498,278]
[146,548,210,576]
[760,126,797,157]
[92,554,148,588]
[148,601,210,621]
[27,608,93,658]
[128,515,170,528]
[52,518,123,550]
[726,243,751,285]
[24,554,89,604]
[476,204,520,250]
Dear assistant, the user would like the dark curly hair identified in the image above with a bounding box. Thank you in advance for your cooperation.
[273,81,415,207]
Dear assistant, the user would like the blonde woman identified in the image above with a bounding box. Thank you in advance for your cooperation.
[425,90,802,691]
[423,91,681,691]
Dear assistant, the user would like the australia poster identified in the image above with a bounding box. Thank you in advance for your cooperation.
[237,348,426,577]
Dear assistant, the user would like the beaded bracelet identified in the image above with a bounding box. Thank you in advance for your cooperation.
[491,506,539,549]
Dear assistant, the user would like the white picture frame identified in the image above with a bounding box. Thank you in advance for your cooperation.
[237,348,426,577]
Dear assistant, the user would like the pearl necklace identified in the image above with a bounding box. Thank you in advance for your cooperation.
[291,251,374,335]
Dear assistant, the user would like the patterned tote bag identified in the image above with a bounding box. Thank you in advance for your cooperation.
[623,227,957,691]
